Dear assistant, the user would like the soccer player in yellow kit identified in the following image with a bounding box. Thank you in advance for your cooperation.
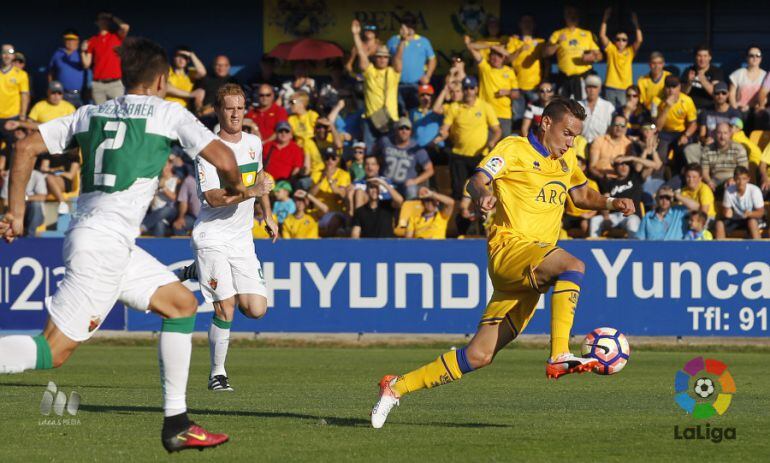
[370,98,636,428]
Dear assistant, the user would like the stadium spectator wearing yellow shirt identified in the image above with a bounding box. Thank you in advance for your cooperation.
[758,141,770,193]
[4,82,75,134]
[165,48,206,108]
[544,6,601,100]
[0,44,30,140]
[310,148,351,236]
[729,118,762,176]
[653,75,697,166]
[465,35,519,136]
[252,212,279,239]
[436,76,501,199]
[352,20,404,149]
[681,163,716,219]
[638,52,670,110]
[282,190,321,239]
[405,187,455,239]
[506,17,544,93]
[598,8,644,107]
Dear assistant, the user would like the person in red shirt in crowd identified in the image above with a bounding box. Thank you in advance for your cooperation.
[81,12,130,104]
[263,121,306,183]
[245,84,287,143]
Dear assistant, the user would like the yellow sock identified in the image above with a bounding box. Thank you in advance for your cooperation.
[393,348,472,396]
[550,271,583,359]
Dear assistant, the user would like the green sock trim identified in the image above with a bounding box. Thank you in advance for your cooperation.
[211,315,232,330]
[161,316,196,334]
[33,334,53,370]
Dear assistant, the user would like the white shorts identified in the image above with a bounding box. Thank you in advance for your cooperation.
[195,242,266,303]
[46,228,178,342]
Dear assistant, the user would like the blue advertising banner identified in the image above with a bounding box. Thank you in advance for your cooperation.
[1,239,768,337]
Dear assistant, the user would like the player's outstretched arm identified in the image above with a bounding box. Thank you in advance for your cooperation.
[570,184,635,216]
[0,132,48,242]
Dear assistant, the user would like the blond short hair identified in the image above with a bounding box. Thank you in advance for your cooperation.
[215,83,245,109]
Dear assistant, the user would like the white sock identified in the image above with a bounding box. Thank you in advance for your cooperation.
[208,322,230,378]
[158,331,192,417]
[0,335,37,373]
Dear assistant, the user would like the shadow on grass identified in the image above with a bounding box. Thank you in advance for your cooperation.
[0,382,121,389]
[78,404,510,428]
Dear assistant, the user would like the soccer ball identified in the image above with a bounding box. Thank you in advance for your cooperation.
[694,377,715,398]
[580,327,630,375]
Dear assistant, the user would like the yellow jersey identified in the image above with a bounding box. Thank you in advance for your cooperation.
[363,64,400,121]
[572,135,588,160]
[311,167,351,213]
[0,66,29,118]
[548,27,599,76]
[653,93,697,133]
[282,213,319,239]
[506,36,544,91]
[444,98,499,157]
[760,143,770,178]
[252,214,278,239]
[27,100,76,123]
[732,131,762,165]
[166,67,193,107]
[638,70,670,110]
[407,211,449,239]
[681,182,716,218]
[288,110,319,144]
[478,59,518,119]
[565,178,599,216]
[604,43,635,90]
[476,133,588,245]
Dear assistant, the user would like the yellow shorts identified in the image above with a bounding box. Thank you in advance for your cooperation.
[479,238,560,334]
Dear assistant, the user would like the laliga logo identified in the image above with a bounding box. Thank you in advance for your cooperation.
[673,357,736,443]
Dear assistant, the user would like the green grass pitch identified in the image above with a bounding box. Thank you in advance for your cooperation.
[1,344,768,462]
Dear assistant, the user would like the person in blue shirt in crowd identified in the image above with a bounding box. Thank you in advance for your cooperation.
[48,29,88,107]
[409,83,443,157]
[636,185,700,240]
[371,117,434,199]
[386,15,436,112]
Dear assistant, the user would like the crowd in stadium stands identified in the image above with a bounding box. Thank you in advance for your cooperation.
[2,7,770,240]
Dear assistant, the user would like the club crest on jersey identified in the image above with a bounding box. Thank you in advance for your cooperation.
[88,316,101,333]
[559,159,569,172]
[533,161,541,170]
[248,148,256,160]
[208,278,218,290]
[483,156,504,175]
[197,164,206,184]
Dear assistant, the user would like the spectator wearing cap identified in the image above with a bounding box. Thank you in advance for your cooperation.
[716,166,766,239]
[349,155,397,211]
[282,189,324,239]
[0,43,30,142]
[683,81,741,165]
[171,165,201,236]
[386,15,436,112]
[345,22,381,75]
[272,180,297,225]
[520,81,554,136]
[48,29,87,107]
[599,8,644,108]
[309,147,352,236]
[465,35,519,137]
[544,6,602,100]
[652,75,697,168]
[701,122,748,191]
[729,46,765,116]
[680,163,716,220]
[6,82,76,132]
[245,83,288,143]
[506,15,545,122]
[351,178,405,238]
[13,52,26,71]
[578,75,615,143]
[637,51,670,110]
[352,20,404,149]
[82,12,130,104]
[589,158,644,237]
[682,45,725,111]
[262,121,306,183]
[165,47,206,109]
[405,187,455,239]
[372,116,433,199]
[589,113,634,180]
[409,83,442,151]
[616,85,651,139]
[635,185,700,240]
[435,75,500,199]
[347,141,367,182]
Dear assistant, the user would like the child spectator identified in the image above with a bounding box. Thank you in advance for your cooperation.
[715,166,766,239]
[348,141,366,181]
[680,163,716,220]
[282,189,323,239]
[405,187,455,239]
[684,211,713,240]
[272,180,297,224]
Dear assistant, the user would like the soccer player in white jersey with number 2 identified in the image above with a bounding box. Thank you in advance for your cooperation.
[188,83,277,392]
[0,38,269,453]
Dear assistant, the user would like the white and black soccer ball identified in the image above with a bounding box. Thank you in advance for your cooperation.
[581,327,630,375]
[694,377,715,398]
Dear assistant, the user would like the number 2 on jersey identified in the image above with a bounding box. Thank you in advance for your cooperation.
[94,120,127,187]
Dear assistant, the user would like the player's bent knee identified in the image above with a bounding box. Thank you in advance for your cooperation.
[564,256,585,275]
[239,296,267,319]
[465,347,494,369]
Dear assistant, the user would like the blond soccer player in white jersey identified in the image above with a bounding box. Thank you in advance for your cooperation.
[0,37,272,452]
[181,84,277,392]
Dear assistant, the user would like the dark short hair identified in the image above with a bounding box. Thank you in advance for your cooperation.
[691,210,708,222]
[364,154,380,164]
[694,44,711,56]
[542,97,586,123]
[734,165,750,177]
[118,37,169,89]
[684,163,703,175]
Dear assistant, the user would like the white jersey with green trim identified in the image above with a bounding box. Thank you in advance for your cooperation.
[38,94,217,244]
[192,131,263,249]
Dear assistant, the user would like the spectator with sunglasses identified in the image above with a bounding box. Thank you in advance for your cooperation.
[262,121,306,183]
[345,23,381,75]
[48,29,87,107]
[6,81,75,131]
[599,8,644,108]
[684,82,741,164]
[635,185,700,240]
[0,43,30,143]
[520,81,554,136]
[373,117,433,199]
[652,75,697,169]
[637,51,670,110]
[682,45,725,111]
[310,147,352,236]
[245,84,288,143]
[729,46,765,116]
[165,47,206,109]
[589,113,634,180]
[616,85,651,138]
